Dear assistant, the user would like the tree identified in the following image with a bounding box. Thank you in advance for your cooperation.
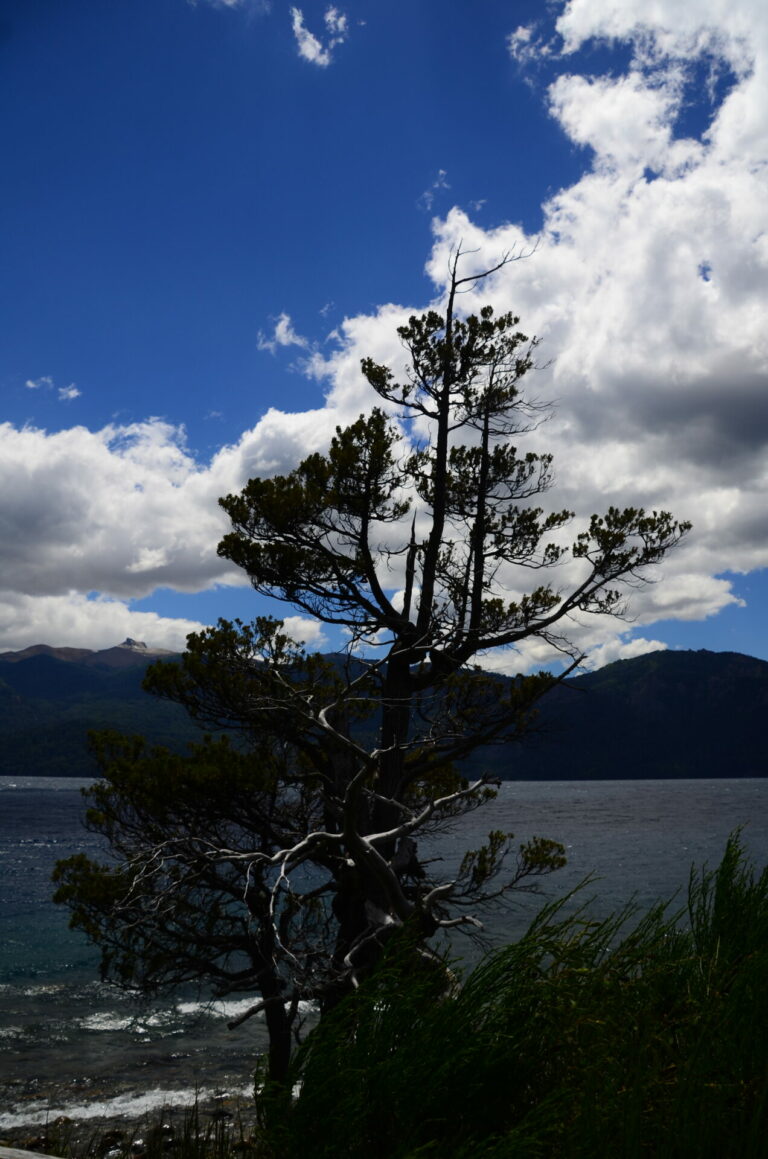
[54,251,689,1090]
[54,729,328,1086]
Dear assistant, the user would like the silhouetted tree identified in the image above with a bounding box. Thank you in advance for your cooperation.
[55,251,689,1091]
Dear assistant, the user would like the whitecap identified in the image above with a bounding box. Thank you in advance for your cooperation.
[80,1012,136,1032]
[175,996,318,1021]
[176,997,259,1021]
[0,1084,253,1131]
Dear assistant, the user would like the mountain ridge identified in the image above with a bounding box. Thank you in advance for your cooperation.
[0,644,765,779]
[0,638,178,667]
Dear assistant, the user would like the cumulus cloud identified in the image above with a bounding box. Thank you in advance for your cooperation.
[278,0,767,672]
[412,0,768,669]
[0,409,368,602]
[580,635,669,671]
[555,0,756,77]
[0,420,231,603]
[0,591,205,654]
[0,407,349,651]
[290,6,348,67]
[282,616,328,648]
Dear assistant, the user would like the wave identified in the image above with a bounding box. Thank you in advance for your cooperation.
[175,996,317,1022]
[79,1012,139,1032]
[74,995,318,1037]
[0,1084,253,1131]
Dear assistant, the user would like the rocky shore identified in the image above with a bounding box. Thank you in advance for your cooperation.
[0,1078,257,1159]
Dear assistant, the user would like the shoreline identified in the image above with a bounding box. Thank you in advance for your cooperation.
[0,1082,257,1157]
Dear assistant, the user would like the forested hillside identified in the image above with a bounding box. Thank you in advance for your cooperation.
[0,641,194,776]
[505,649,768,780]
[1,644,766,779]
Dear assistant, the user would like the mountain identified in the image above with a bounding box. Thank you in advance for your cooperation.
[0,638,177,668]
[0,644,765,779]
[0,640,196,777]
[499,649,768,780]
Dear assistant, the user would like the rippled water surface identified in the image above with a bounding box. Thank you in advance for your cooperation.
[2,775,767,1128]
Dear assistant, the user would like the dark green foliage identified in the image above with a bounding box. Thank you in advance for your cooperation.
[189,254,687,1012]
[265,834,768,1159]
[52,729,331,1083]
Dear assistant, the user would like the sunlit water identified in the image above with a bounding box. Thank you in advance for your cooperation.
[2,775,767,1129]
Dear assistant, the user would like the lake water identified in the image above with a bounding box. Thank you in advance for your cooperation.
[2,775,767,1130]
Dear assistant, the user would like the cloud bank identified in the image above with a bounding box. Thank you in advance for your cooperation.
[0,416,334,652]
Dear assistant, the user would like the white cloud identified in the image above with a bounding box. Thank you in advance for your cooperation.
[418,169,451,212]
[581,635,669,671]
[0,420,231,603]
[507,24,533,60]
[411,2,767,667]
[547,70,684,175]
[257,312,310,354]
[555,0,756,77]
[507,24,555,68]
[24,376,81,401]
[324,6,347,38]
[0,408,352,650]
[266,0,767,670]
[290,6,348,67]
[126,546,171,574]
[282,615,328,648]
[0,591,204,654]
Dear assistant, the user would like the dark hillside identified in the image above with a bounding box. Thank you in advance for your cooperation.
[0,641,196,777]
[498,650,768,780]
[1,644,766,779]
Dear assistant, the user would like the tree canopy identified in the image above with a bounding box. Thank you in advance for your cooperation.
[54,251,690,1090]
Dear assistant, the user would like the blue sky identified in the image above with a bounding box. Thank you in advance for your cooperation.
[1,0,767,671]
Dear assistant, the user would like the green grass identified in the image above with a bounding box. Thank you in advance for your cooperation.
[261,832,768,1158]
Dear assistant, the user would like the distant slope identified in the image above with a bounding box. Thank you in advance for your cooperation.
[0,640,197,777]
[0,644,766,779]
[494,649,768,780]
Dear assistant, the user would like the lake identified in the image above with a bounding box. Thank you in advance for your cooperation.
[2,775,767,1130]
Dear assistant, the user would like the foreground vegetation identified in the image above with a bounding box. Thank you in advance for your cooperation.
[36,835,768,1159]
[257,832,768,1158]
